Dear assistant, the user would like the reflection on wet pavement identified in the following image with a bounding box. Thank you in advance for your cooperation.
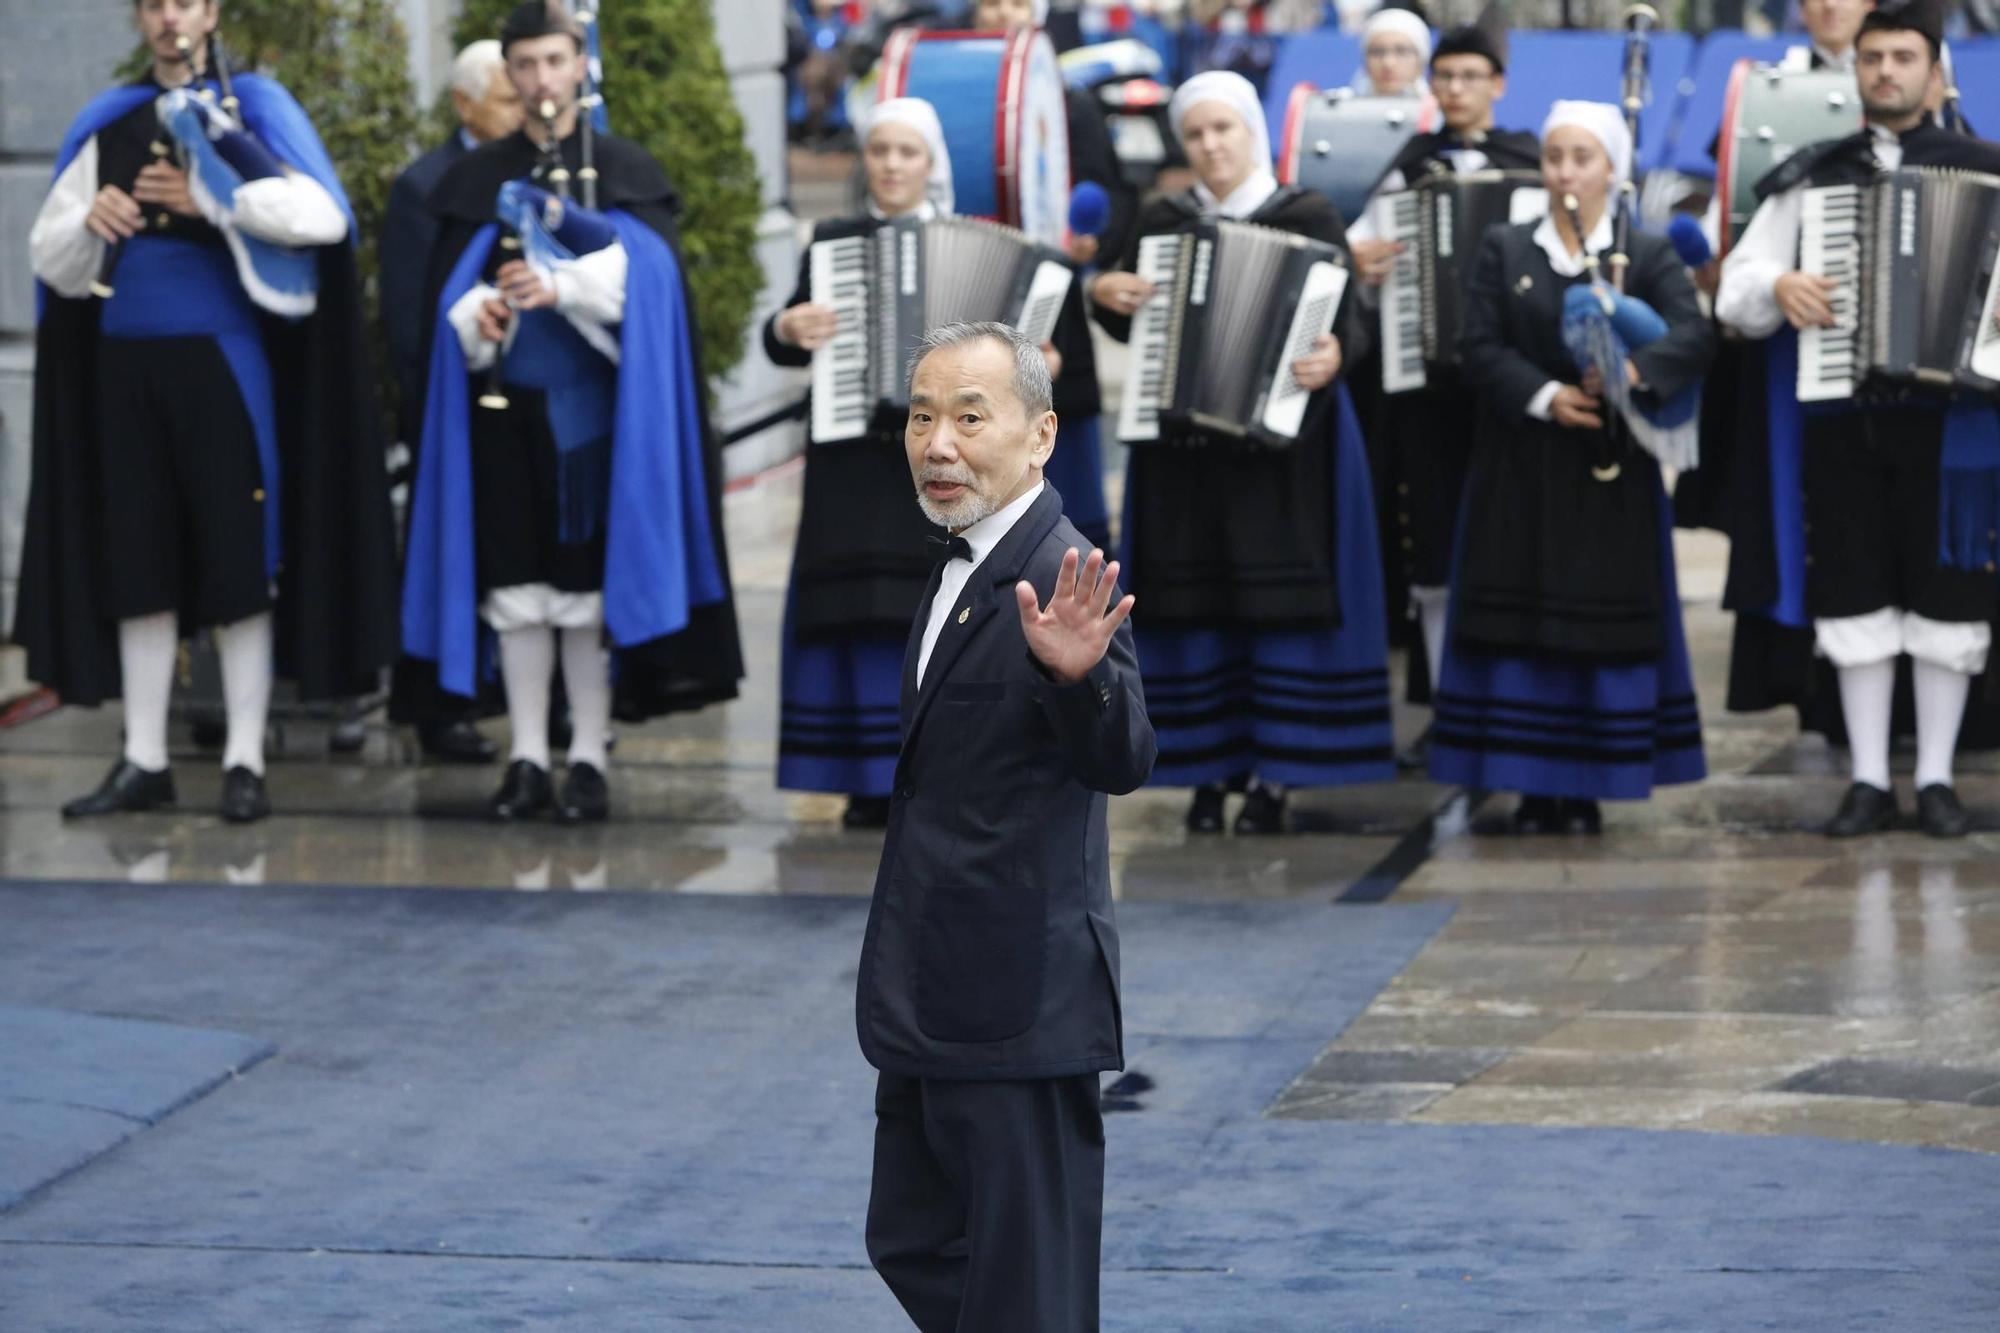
[3,475,1996,1153]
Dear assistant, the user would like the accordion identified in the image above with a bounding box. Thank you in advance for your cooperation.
[1117,220,1351,448]
[1798,167,2000,402]
[1378,170,1548,395]
[808,215,1073,443]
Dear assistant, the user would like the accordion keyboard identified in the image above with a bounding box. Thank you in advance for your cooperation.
[1378,191,1426,394]
[1974,251,2000,384]
[1263,260,1350,440]
[809,234,873,442]
[1117,232,1183,443]
[1798,184,1862,402]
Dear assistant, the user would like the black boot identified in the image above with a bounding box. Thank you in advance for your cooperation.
[1509,794,1561,835]
[219,766,271,824]
[488,759,554,822]
[419,718,498,765]
[842,795,891,829]
[1233,782,1289,835]
[62,759,176,819]
[1185,783,1227,834]
[1559,798,1603,835]
[1915,784,1971,839]
[555,762,610,825]
[1824,782,1899,837]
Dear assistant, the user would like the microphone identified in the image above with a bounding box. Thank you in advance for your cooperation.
[1666,212,1712,269]
[1068,181,1111,239]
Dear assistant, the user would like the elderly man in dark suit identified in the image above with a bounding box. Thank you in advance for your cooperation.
[857,321,1156,1332]
[380,38,520,764]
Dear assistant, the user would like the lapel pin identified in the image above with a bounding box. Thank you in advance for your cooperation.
[1516,274,1534,293]
[957,607,970,624]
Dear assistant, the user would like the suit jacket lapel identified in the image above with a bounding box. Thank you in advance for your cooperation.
[901,487,1065,753]
[901,561,945,729]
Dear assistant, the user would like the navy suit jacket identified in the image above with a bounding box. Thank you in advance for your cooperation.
[381,133,471,439]
[856,484,1156,1080]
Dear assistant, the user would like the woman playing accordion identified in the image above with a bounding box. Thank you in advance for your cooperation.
[1428,101,1716,834]
[1091,71,1393,835]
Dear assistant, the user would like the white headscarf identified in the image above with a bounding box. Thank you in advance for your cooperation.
[1351,8,1432,95]
[1169,71,1280,218]
[862,97,955,216]
[1541,99,1632,194]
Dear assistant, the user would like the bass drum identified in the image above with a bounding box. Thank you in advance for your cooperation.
[1277,84,1438,226]
[879,27,1072,246]
[1715,61,1860,255]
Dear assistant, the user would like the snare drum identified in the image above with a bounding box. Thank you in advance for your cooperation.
[879,27,1073,246]
[1714,61,1860,255]
[1277,85,1439,225]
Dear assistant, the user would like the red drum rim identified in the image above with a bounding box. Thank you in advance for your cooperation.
[1713,57,1752,259]
[1277,82,1318,187]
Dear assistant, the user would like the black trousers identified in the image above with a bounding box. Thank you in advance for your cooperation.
[94,334,271,626]
[866,1071,1104,1333]
[469,382,607,595]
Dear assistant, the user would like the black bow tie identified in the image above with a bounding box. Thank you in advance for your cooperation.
[926,533,973,564]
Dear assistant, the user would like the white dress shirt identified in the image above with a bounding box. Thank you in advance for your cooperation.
[918,482,1045,688]
[1716,124,1900,339]
[1524,210,1615,420]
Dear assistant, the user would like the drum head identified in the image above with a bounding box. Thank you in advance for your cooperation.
[1717,60,1860,255]
[1280,87,1437,225]
[1000,29,1072,245]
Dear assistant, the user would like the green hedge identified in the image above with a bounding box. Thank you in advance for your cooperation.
[451,0,764,385]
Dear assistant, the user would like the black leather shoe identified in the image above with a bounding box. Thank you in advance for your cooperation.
[488,759,554,822]
[1825,782,1899,837]
[1185,784,1227,834]
[1510,794,1561,836]
[1916,784,1971,839]
[419,719,498,765]
[556,762,610,824]
[219,766,270,824]
[1233,784,1289,835]
[842,795,890,829]
[1560,798,1603,835]
[62,760,176,818]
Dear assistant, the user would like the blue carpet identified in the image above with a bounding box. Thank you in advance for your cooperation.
[0,881,1995,1330]
[0,1004,272,1210]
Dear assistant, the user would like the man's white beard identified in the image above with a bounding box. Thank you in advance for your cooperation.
[918,487,996,530]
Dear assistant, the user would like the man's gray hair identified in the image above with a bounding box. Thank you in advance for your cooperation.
[907,321,1054,418]
[451,39,506,99]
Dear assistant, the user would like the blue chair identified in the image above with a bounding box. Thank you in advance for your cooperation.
[1947,38,1999,136]
[1499,30,1695,178]
[1260,29,1363,138]
[1667,31,1793,179]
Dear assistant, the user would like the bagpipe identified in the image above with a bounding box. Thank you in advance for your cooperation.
[1558,5,1699,481]
[93,34,319,317]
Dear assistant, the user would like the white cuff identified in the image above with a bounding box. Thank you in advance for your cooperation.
[230,169,348,247]
[481,584,605,632]
[1815,608,1903,668]
[449,283,502,371]
[1526,382,1562,421]
[30,140,106,299]
[551,241,628,327]
[1408,583,1451,608]
[1903,613,1991,676]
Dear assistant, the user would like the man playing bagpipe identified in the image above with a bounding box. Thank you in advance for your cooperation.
[1717,0,2000,839]
[403,0,742,824]
[1345,1,1542,721]
[20,0,399,823]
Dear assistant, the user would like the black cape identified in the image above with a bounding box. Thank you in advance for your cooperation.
[1379,126,1542,187]
[1093,186,1365,627]
[405,126,743,723]
[14,118,399,707]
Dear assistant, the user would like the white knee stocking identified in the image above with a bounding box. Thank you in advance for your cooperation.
[1411,584,1450,695]
[216,612,274,775]
[1912,658,1971,790]
[117,612,178,772]
[1835,658,1896,792]
[498,626,556,769]
[559,626,611,771]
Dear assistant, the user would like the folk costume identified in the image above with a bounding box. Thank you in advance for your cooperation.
[21,62,398,822]
[1714,0,2000,837]
[1346,7,1539,700]
[769,99,953,816]
[402,2,741,822]
[1428,102,1715,827]
[1094,72,1394,833]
